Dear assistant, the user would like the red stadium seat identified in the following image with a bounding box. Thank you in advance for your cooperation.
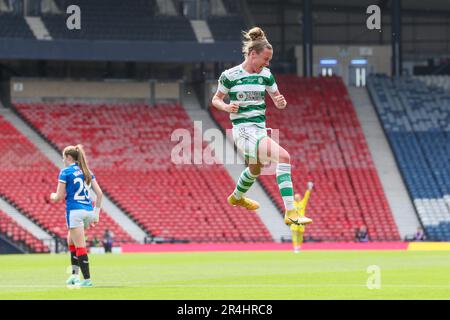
[0,116,135,245]
[12,102,272,243]
[0,210,50,252]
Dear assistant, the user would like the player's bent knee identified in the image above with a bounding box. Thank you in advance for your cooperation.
[249,163,262,175]
[279,150,290,164]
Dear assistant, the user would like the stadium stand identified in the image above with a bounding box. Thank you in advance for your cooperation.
[42,0,196,41]
[0,209,50,253]
[0,115,134,244]
[0,12,35,39]
[221,0,241,14]
[207,15,246,41]
[13,102,273,243]
[415,75,450,92]
[211,75,400,241]
[367,75,450,241]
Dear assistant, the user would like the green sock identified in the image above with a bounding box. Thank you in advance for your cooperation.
[276,163,294,210]
[233,168,258,199]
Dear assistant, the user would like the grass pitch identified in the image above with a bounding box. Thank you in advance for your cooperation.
[0,250,449,299]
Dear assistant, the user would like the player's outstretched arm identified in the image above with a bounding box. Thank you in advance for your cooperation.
[301,182,314,209]
[50,182,66,202]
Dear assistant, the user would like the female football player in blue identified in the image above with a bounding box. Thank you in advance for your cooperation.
[50,144,103,287]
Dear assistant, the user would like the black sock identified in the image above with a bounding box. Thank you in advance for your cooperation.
[71,252,79,275]
[77,254,90,280]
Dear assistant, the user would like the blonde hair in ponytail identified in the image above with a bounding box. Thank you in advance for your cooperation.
[63,144,92,186]
[75,144,92,186]
[242,27,272,57]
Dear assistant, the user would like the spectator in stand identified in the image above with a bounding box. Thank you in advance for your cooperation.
[356,225,369,242]
[414,227,426,241]
[90,236,100,247]
[103,229,114,253]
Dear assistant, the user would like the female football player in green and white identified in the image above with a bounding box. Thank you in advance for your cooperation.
[212,27,312,226]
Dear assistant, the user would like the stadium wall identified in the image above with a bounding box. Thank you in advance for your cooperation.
[118,242,450,253]
[294,45,391,81]
[9,78,181,102]
[0,234,25,254]
[248,1,450,61]
[0,39,242,63]
[10,78,150,100]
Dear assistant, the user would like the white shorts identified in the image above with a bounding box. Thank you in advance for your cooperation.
[66,209,96,229]
[232,125,268,162]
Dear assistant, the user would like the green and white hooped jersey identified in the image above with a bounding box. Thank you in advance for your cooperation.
[217,64,278,128]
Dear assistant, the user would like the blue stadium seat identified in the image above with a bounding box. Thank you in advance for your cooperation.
[367,75,450,241]
[207,16,245,41]
[0,13,35,39]
[42,0,197,41]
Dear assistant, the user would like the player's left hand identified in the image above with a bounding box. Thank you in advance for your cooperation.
[93,207,100,223]
[274,95,287,109]
[50,193,58,202]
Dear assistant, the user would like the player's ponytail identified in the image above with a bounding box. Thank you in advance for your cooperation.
[242,27,272,57]
[75,144,92,186]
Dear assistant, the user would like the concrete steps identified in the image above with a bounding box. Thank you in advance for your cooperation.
[190,20,214,43]
[25,16,52,40]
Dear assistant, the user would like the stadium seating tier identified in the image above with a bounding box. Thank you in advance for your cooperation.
[367,75,450,241]
[0,209,50,253]
[0,116,135,246]
[13,102,273,243]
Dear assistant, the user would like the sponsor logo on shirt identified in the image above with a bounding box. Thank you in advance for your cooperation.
[236,91,264,101]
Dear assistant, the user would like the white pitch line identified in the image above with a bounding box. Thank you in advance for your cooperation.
[1,284,450,289]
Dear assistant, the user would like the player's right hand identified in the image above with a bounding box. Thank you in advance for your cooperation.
[50,193,57,201]
[224,103,239,113]
[307,182,314,190]
[89,214,99,229]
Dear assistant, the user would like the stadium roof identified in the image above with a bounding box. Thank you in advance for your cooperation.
[250,0,450,14]
[313,0,450,11]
